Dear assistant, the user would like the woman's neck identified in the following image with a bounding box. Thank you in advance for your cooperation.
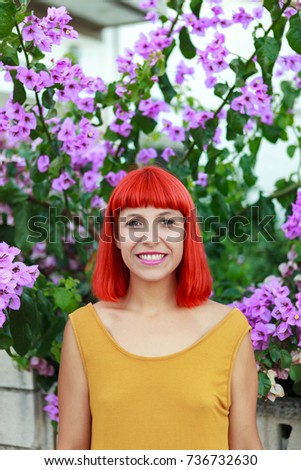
[120,275,179,316]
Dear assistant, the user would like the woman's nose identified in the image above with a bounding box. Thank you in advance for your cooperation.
[140,222,159,243]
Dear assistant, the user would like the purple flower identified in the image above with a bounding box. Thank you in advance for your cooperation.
[145,11,159,23]
[175,60,194,85]
[16,66,38,90]
[136,148,158,164]
[0,243,39,328]
[274,322,293,341]
[232,7,254,29]
[162,120,186,142]
[251,322,276,350]
[37,155,50,173]
[287,310,301,327]
[195,172,208,187]
[0,310,6,328]
[57,118,77,142]
[91,196,106,209]
[134,33,153,59]
[104,170,127,187]
[43,393,59,422]
[281,191,301,240]
[30,357,55,376]
[82,170,99,192]
[161,148,175,162]
[230,77,273,125]
[139,0,157,9]
[110,121,133,137]
[51,171,76,191]
[138,99,169,119]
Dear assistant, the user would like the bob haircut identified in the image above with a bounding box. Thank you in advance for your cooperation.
[92,165,212,308]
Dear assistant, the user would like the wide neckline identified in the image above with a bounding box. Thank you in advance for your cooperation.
[88,302,238,361]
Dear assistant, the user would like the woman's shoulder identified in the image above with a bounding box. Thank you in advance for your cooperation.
[198,299,235,320]
[195,299,248,331]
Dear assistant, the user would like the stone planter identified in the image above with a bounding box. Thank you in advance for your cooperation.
[257,396,301,450]
[0,351,55,449]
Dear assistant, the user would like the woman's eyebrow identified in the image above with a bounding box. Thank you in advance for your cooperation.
[125,211,176,217]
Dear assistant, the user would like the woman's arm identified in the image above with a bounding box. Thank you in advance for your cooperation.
[56,320,91,450]
[228,332,264,450]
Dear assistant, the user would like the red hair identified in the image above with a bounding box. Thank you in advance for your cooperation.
[92,165,212,308]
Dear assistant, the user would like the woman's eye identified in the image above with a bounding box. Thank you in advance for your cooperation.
[161,218,175,226]
[126,220,141,227]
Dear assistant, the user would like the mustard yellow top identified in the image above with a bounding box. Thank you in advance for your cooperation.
[69,303,251,450]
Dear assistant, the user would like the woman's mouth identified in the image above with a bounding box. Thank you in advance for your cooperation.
[136,254,168,265]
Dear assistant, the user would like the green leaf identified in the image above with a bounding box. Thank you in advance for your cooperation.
[102,83,119,107]
[132,114,157,134]
[0,332,14,350]
[289,364,301,383]
[254,36,280,91]
[0,2,16,39]
[230,58,257,82]
[190,0,203,18]
[249,137,262,157]
[9,293,35,356]
[179,26,196,59]
[53,287,80,313]
[281,80,300,109]
[262,124,282,143]
[190,118,218,149]
[158,73,177,103]
[32,181,51,200]
[0,42,19,66]
[263,0,286,44]
[214,83,228,98]
[280,349,292,370]
[167,0,183,11]
[239,154,258,187]
[9,69,26,105]
[269,343,280,363]
[258,371,272,397]
[287,13,301,54]
[287,145,296,158]
[12,76,26,105]
[12,202,37,251]
[42,88,56,109]
[0,182,28,204]
[226,109,249,138]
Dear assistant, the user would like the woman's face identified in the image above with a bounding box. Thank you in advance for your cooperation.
[115,206,185,282]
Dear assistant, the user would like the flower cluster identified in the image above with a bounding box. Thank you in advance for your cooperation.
[275,54,301,88]
[231,77,274,125]
[43,393,59,422]
[196,32,229,88]
[22,6,78,52]
[0,100,37,145]
[232,192,301,400]
[281,190,301,240]
[29,357,55,377]
[0,242,39,328]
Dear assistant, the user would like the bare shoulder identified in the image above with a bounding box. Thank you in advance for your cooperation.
[196,299,235,327]
[92,299,121,329]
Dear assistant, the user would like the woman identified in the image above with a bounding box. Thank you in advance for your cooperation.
[57,165,263,450]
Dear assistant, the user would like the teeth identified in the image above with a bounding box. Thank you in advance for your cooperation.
[138,254,166,260]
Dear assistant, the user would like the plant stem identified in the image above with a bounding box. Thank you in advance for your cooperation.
[168,0,185,37]
[268,182,301,200]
